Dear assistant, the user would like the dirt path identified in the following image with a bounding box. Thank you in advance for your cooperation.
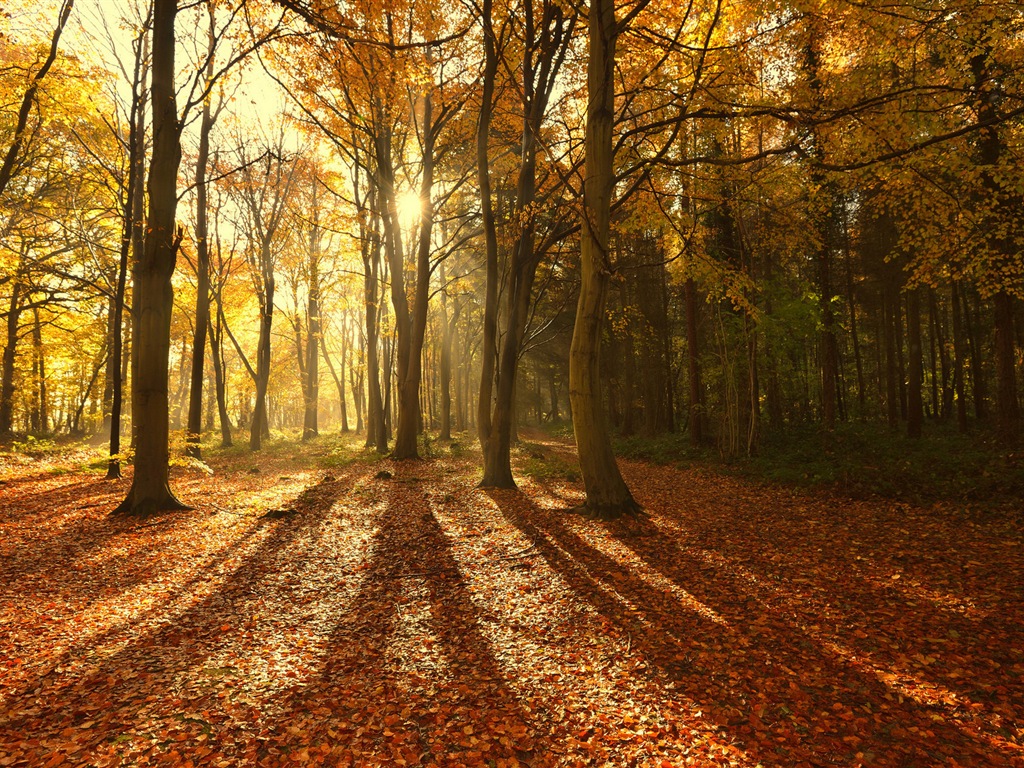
[0,440,1021,767]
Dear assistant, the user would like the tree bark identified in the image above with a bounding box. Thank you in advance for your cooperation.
[0,279,25,436]
[114,0,187,516]
[907,287,923,438]
[476,0,500,453]
[994,290,1019,445]
[568,0,639,519]
[684,277,703,446]
[184,15,218,460]
[209,307,232,447]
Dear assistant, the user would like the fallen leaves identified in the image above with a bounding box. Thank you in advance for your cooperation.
[0,436,1021,767]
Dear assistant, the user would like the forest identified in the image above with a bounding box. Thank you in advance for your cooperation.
[1,0,1023,765]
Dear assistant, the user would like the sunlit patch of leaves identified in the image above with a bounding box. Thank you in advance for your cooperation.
[0,433,1021,767]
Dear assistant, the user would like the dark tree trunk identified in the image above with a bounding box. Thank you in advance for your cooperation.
[951,282,969,433]
[568,0,638,518]
[184,19,218,460]
[209,307,232,447]
[907,287,923,438]
[250,268,274,451]
[684,277,703,446]
[994,290,1019,445]
[31,306,46,433]
[114,0,187,515]
[0,279,25,436]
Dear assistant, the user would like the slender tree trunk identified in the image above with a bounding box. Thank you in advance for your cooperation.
[250,266,274,451]
[883,288,899,429]
[209,308,232,446]
[184,20,217,460]
[994,290,1019,445]
[338,319,349,432]
[930,290,952,419]
[439,266,453,440]
[951,282,969,432]
[684,277,703,446]
[303,267,321,440]
[31,307,46,433]
[907,287,923,438]
[0,279,25,436]
[568,0,638,518]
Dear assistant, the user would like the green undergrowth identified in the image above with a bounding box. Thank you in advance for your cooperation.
[615,421,1024,510]
[514,440,580,483]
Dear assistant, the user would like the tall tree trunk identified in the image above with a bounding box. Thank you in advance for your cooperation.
[439,265,454,440]
[883,288,899,429]
[31,306,46,433]
[907,287,923,438]
[184,17,218,460]
[250,263,274,451]
[0,279,25,436]
[115,0,187,515]
[209,307,232,447]
[684,277,704,446]
[951,282,969,433]
[568,0,639,519]
[994,291,1019,445]
[476,0,500,452]
[392,87,436,459]
[303,215,322,441]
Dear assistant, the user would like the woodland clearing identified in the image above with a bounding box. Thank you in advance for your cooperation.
[0,435,1022,767]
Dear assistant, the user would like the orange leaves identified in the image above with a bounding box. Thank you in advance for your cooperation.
[1,439,1023,766]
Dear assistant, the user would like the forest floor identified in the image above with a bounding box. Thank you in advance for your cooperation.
[0,433,1022,768]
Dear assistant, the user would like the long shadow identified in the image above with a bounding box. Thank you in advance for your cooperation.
[271,465,544,766]
[612,460,1024,716]
[610,517,1024,762]
[0,477,182,618]
[0,465,363,765]
[489,489,1020,768]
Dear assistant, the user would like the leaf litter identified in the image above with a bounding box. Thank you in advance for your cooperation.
[0,437,1021,767]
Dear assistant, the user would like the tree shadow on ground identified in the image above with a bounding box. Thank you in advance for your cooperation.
[0,465,363,765]
[488,487,1021,768]
[271,464,543,766]
[611,462,1024,722]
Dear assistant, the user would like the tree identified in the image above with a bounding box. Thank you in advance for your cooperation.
[114,0,187,515]
[0,0,75,199]
[567,0,641,519]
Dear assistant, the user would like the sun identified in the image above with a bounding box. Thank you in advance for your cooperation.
[397,189,422,228]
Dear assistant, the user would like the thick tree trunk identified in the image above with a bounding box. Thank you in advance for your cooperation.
[568,0,639,519]
[115,0,187,515]
[476,0,500,452]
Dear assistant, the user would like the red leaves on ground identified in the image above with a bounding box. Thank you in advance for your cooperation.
[0,439,1022,767]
